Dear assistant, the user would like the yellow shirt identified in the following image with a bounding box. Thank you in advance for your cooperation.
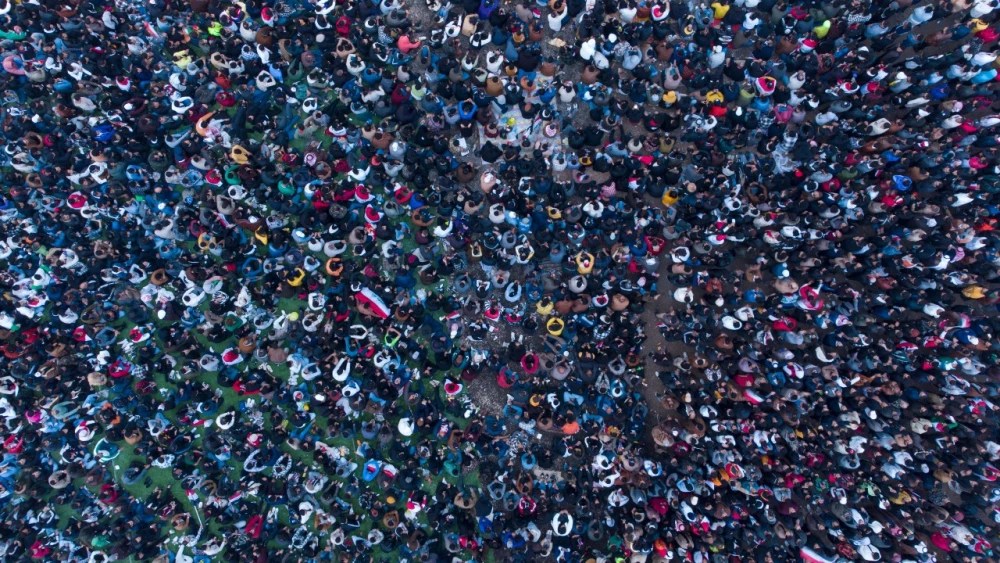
[661,190,679,206]
[536,301,554,316]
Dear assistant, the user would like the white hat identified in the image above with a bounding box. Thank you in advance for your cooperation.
[721,316,743,331]
[398,418,414,436]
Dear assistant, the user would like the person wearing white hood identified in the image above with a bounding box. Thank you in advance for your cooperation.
[618,1,637,22]
[591,48,610,70]
[548,0,568,32]
[970,0,998,18]
[888,71,912,93]
[708,45,726,69]
[969,50,998,67]
[978,114,1000,128]
[621,45,642,71]
[907,3,935,26]
[101,7,119,31]
[579,37,596,61]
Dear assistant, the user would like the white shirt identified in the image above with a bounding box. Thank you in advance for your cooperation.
[882,462,905,479]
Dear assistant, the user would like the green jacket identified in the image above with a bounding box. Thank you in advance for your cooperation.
[0,29,26,41]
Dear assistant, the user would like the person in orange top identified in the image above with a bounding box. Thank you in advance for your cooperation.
[561,416,580,435]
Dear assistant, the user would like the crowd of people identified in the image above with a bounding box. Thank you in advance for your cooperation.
[1,0,999,560]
